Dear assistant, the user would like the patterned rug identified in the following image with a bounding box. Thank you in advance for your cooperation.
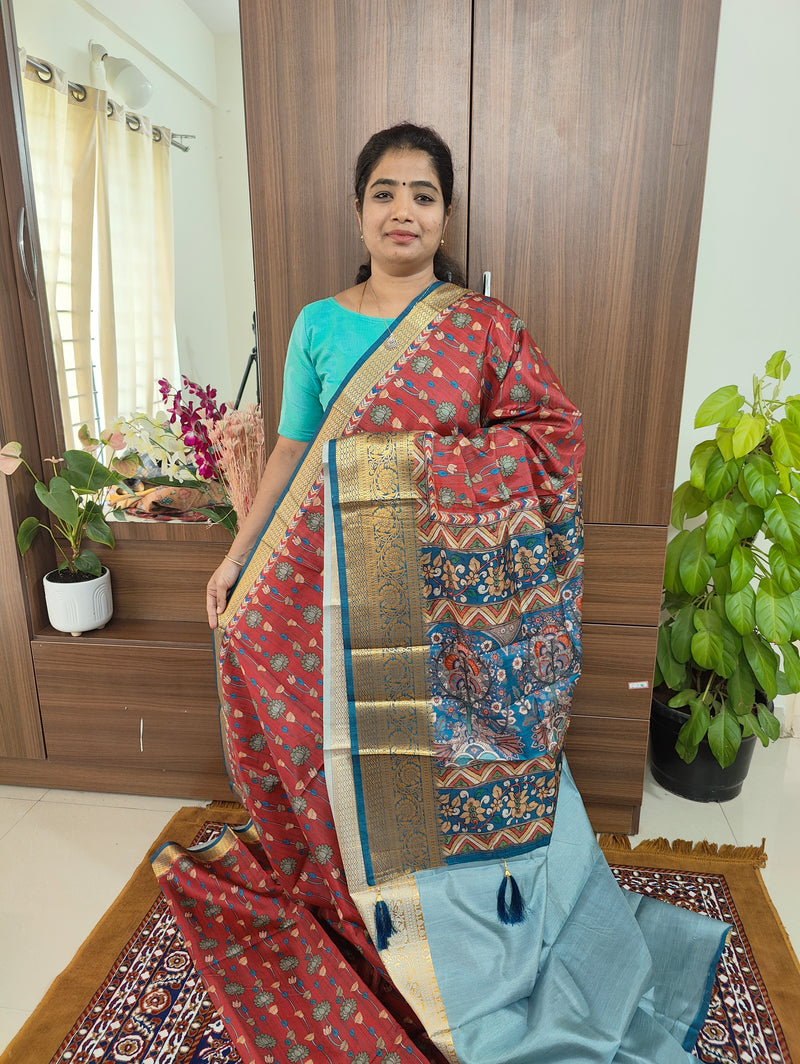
[2,805,798,1064]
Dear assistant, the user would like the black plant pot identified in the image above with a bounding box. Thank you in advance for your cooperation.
[649,692,758,802]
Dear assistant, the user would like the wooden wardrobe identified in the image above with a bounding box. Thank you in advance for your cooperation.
[240,0,721,832]
[0,0,720,832]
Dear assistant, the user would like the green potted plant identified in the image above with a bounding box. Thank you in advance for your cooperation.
[0,431,135,635]
[651,350,799,800]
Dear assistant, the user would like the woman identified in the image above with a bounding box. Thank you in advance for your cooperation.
[154,124,728,1064]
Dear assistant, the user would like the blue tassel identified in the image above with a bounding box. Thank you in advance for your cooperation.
[497,859,526,925]
[374,895,396,950]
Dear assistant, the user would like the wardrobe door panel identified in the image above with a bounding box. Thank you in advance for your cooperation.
[239,0,472,445]
[565,714,649,803]
[469,0,720,525]
[582,523,667,626]
[576,623,658,720]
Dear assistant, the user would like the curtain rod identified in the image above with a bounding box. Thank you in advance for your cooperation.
[24,56,193,152]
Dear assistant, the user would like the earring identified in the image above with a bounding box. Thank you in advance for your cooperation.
[440,239,445,247]
[360,234,364,242]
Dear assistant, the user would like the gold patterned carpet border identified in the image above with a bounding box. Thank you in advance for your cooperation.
[2,809,798,1063]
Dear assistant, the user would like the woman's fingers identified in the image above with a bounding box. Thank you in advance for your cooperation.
[206,577,221,629]
[206,560,242,628]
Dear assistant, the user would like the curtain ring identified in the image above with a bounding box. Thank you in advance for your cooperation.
[125,113,141,132]
[106,100,114,118]
[152,127,162,142]
[34,62,53,84]
[70,83,87,102]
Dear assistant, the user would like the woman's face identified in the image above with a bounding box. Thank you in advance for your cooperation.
[357,149,450,278]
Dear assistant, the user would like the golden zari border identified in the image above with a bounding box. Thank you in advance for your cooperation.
[324,484,457,1064]
[151,823,241,878]
[330,432,443,881]
[217,283,467,632]
[352,879,459,1064]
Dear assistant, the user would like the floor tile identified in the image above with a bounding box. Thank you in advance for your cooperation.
[38,789,208,812]
[0,797,37,842]
[632,767,737,847]
[0,785,47,801]
[0,800,182,1014]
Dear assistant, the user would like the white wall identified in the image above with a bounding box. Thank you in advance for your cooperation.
[12,0,254,406]
[678,0,800,731]
[678,0,800,479]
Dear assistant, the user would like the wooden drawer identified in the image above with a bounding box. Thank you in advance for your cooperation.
[92,537,228,624]
[565,713,649,808]
[33,641,225,776]
[583,524,666,626]
[575,623,657,719]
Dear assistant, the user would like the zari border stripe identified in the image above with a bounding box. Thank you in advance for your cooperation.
[217,282,467,632]
[322,488,458,1063]
[328,432,442,883]
[351,877,459,1064]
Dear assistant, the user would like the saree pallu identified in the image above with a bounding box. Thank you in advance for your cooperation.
[153,284,728,1064]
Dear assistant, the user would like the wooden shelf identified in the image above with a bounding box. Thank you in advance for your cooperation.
[33,618,214,650]
[107,518,231,544]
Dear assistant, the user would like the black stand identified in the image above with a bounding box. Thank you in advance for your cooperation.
[234,312,260,409]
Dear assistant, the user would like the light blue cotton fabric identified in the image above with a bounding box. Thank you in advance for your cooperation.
[416,763,729,1064]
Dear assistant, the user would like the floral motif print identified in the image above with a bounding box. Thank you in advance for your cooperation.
[370,404,392,425]
[498,453,518,476]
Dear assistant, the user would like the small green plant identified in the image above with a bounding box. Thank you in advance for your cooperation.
[0,434,131,578]
[655,350,800,769]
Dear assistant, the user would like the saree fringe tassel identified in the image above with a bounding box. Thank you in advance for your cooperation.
[374,897,396,951]
[598,834,768,869]
[496,860,527,925]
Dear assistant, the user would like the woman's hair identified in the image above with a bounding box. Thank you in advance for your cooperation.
[353,123,466,287]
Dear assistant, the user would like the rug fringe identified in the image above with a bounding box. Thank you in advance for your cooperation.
[598,834,768,868]
[206,800,247,813]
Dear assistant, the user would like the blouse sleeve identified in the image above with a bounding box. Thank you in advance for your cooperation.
[277,308,325,441]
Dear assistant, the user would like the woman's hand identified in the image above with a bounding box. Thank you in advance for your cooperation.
[206,556,244,629]
[204,435,306,629]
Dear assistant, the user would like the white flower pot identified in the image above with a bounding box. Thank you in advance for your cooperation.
[43,567,113,636]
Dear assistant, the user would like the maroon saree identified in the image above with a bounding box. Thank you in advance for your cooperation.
[152,284,723,1064]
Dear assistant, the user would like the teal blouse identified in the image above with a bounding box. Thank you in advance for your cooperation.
[277,298,388,441]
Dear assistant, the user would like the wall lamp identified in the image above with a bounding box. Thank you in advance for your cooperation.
[89,40,153,110]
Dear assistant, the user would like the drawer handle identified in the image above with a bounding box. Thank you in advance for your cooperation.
[139,717,144,752]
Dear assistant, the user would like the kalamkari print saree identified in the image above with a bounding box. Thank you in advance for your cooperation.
[153,283,729,1064]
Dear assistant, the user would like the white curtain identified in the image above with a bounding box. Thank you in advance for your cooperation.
[96,101,177,419]
[21,55,179,446]
[21,60,98,442]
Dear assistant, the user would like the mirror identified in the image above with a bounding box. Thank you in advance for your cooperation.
[10,0,257,429]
